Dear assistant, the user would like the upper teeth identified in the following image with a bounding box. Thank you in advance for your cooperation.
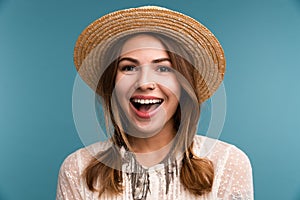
[132,99,162,104]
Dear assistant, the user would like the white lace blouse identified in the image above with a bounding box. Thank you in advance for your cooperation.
[56,135,253,200]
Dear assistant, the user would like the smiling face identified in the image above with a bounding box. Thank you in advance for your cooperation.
[113,34,181,138]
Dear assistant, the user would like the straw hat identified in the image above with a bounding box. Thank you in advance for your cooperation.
[74,6,225,103]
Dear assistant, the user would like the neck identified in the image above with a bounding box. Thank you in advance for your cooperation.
[128,123,175,152]
[127,122,176,167]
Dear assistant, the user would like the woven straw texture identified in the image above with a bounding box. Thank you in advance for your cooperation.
[74,6,225,103]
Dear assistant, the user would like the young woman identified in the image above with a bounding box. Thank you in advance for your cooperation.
[57,6,253,200]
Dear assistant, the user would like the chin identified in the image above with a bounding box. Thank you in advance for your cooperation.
[123,117,166,139]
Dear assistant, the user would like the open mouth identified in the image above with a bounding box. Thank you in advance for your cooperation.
[130,98,163,113]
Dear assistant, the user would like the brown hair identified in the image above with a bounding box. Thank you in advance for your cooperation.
[83,32,214,197]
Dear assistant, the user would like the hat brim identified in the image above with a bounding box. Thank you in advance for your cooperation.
[74,6,225,103]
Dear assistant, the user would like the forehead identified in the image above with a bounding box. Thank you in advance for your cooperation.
[120,34,166,55]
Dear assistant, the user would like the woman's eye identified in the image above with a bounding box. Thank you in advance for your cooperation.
[157,66,172,72]
[121,65,136,71]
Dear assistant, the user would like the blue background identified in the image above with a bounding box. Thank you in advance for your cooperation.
[1,0,300,199]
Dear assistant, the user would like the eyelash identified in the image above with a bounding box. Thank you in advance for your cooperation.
[120,65,136,71]
[157,66,172,72]
[119,65,173,73]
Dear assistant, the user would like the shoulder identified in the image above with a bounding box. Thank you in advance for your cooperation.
[59,140,112,175]
[193,135,253,199]
[56,141,112,199]
[193,135,252,168]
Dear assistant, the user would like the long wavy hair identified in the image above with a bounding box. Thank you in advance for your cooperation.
[83,32,214,197]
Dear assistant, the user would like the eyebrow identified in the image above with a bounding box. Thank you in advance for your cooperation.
[152,58,171,64]
[118,57,171,65]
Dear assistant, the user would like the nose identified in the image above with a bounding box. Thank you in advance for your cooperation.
[136,66,156,91]
[138,82,156,91]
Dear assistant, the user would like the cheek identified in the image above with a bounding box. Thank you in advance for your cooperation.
[115,79,126,99]
[158,77,181,101]
[114,72,123,86]
[114,73,135,101]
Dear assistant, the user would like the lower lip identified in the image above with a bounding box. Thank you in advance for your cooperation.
[129,103,161,119]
